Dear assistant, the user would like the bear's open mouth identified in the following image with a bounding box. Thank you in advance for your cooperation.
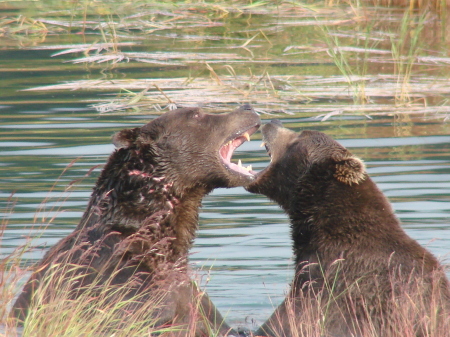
[260,142,272,159]
[219,125,259,176]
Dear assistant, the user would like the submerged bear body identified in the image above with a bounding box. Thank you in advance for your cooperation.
[248,121,450,337]
[12,106,260,336]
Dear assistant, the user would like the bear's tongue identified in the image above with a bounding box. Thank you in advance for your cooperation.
[219,132,254,176]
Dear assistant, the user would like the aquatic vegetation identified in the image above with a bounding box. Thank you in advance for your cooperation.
[2,1,450,119]
[24,75,450,118]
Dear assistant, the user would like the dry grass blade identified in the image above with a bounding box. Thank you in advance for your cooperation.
[260,263,450,337]
[50,42,138,56]
[68,51,248,65]
[23,75,450,117]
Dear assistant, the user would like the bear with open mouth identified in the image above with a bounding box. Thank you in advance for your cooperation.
[11,105,260,336]
[247,120,450,337]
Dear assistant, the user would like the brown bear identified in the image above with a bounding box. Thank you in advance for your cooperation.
[11,106,260,336]
[247,120,450,337]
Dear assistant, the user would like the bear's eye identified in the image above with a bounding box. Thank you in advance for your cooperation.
[190,111,203,120]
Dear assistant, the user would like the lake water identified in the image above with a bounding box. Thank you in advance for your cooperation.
[1,1,450,332]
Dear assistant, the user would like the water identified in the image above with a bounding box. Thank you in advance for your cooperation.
[1,1,450,332]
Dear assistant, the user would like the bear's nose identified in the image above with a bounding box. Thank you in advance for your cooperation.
[241,104,254,112]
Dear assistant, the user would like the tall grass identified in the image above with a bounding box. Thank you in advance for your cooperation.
[259,260,450,337]
[2,251,164,336]
[18,264,167,336]
[1,200,31,335]
[391,10,427,105]
[1,223,228,337]
[320,7,432,107]
[321,23,378,105]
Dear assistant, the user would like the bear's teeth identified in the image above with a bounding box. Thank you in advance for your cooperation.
[260,142,266,148]
[243,132,251,142]
[238,160,252,172]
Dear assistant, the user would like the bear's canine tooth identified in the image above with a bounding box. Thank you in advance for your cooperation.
[260,142,266,147]
[238,159,243,167]
[243,132,251,142]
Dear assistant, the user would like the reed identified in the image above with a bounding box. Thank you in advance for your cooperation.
[320,24,377,105]
[1,217,227,337]
[391,10,427,105]
[259,259,450,337]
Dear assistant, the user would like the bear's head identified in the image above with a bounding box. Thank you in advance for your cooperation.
[247,120,366,211]
[112,105,260,195]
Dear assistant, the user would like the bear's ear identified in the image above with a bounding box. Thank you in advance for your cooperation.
[139,119,164,142]
[333,154,366,185]
[112,128,140,149]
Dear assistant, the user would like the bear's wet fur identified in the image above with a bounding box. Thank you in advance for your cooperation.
[247,121,450,337]
[11,106,260,336]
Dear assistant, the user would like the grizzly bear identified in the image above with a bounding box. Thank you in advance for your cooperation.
[11,106,260,336]
[247,120,450,337]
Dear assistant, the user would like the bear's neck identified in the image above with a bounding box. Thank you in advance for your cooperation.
[77,147,207,259]
[289,175,399,267]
